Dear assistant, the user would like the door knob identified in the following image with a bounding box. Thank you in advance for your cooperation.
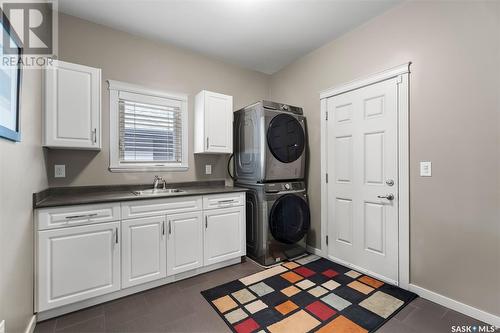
[377,194,394,200]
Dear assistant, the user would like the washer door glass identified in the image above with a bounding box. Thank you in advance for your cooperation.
[269,194,310,244]
[267,114,305,163]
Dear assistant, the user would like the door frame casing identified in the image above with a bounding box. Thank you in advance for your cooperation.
[319,63,410,289]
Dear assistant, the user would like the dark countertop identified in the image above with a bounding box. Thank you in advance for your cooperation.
[34,180,249,209]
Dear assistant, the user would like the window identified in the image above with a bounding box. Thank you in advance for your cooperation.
[108,80,188,171]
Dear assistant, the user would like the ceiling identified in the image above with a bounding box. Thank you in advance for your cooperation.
[58,0,400,74]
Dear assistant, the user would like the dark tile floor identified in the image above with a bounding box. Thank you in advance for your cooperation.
[34,259,492,333]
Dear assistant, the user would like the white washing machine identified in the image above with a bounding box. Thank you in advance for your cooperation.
[234,101,307,183]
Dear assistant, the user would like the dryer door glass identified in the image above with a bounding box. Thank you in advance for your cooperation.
[267,114,305,163]
[269,194,310,244]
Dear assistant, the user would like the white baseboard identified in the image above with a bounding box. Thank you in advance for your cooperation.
[409,284,500,328]
[309,244,500,328]
[306,245,323,256]
[24,315,36,333]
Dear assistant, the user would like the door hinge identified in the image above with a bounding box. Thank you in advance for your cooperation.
[325,173,328,183]
[326,235,329,246]
[325,111,328,121]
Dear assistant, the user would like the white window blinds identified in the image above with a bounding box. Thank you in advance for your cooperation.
[118,91,183,164]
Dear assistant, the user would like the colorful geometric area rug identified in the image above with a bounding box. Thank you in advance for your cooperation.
[201,255,417,333]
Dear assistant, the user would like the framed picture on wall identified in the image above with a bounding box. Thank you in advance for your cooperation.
[0,10,23,142]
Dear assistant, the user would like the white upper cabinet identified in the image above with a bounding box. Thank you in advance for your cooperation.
[194,90,233,154]
[43,60,101,149]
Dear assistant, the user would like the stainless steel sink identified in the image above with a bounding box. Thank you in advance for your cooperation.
[132,188,185,196]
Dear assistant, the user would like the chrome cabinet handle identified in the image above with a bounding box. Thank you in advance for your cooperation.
[218,199,235,206]
[65,213,98,220]
[206,137,209,149]
[168,221,172,235]
[115,227,119,244]
[93,128,97,144]
[205,216,208,229]
[377,194,395,200]
[162,221,165,236]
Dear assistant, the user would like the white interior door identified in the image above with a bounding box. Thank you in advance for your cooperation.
[326,77,399,284]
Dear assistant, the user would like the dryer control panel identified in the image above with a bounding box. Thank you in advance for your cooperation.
[265,181,306,193]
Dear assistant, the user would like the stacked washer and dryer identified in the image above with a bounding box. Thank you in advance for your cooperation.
[233,101,310,266]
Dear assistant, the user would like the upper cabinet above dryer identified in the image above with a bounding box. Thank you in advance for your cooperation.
[194,90,233,154]
[43,60,102,150]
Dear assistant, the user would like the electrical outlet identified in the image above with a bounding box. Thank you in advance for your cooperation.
[205,164,212,175]
[420,161,432,177]
[54,165,66,178]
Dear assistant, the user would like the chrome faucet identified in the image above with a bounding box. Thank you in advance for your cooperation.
[153,175,167,190]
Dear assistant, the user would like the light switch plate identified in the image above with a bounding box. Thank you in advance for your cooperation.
[54,165,66,178]
[420,161,432,177]
[205,164,212,175]
[0,319,5,333]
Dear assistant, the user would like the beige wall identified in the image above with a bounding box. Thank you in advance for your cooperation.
[3,4,499,331]
[0,69,48,332]
[47,14,270,187]
[269,1,500,316]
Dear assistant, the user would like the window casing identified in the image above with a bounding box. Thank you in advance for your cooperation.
[108,80,188,172]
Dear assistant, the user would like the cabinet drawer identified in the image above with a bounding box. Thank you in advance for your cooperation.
[203,192,245,210]
[37,203,120,230]
[121,196,202,219]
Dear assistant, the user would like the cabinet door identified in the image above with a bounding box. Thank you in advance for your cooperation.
[204,206,245,266]
[122,216,166,288]
[44,60,101,149]
[38,222,120,311]
[166,211,203,276]
[205,91,233,153]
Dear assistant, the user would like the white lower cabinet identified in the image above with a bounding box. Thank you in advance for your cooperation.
[37,222,120,311]
[36,192,245,314]
[204,206,245,266]
[121,216,167,288]
[166,211,203,276]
